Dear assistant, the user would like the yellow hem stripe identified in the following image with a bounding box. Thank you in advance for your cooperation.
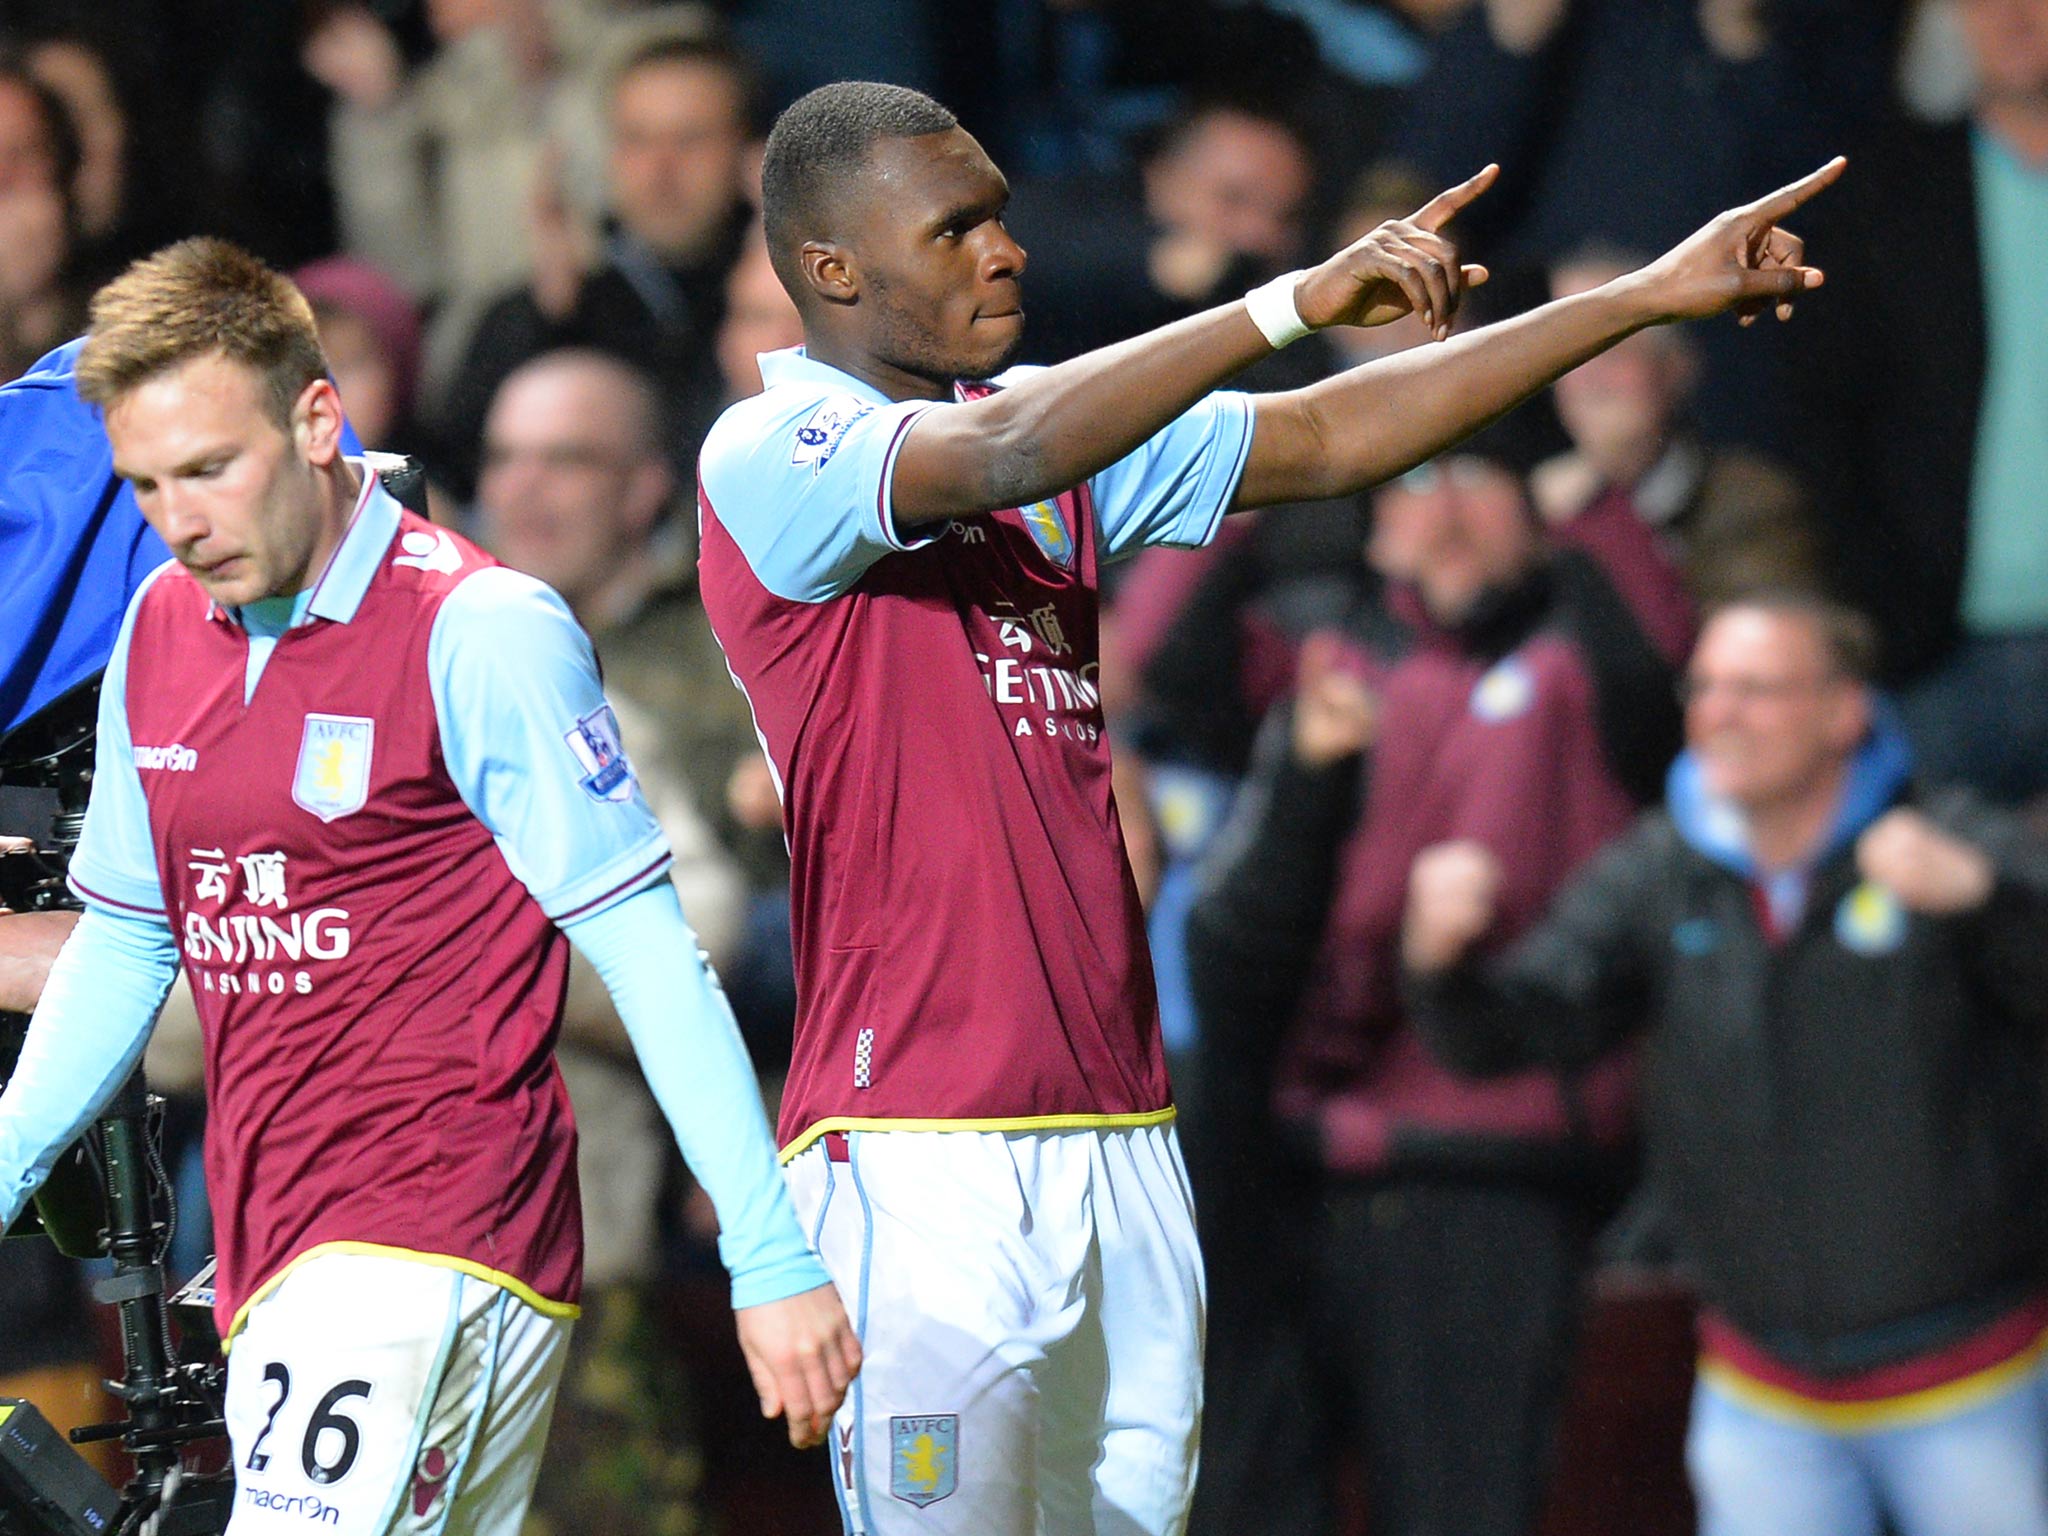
[778,1108,1178,1164]
[225,1241,582,1348]
[1697,1324,2048,1433]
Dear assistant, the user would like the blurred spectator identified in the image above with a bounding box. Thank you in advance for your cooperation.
[441,28,758,492]
[1185,425,1681,1536]
[294,256,424,445]
[18,31,184,280]
[304,0,620,403]
[1792,0,2048,804]
[1536,246,1818,633]
[21,36,119,245]
[0,173,82,385]
[0,50,74,198]
[712,220,801,402]
[1395,0,1906,452]
[469,348,792,1051]
[1005,99,1321,367]
[0,60,82,383]
[1406,593,2048,1536]
[469,345,746,1536]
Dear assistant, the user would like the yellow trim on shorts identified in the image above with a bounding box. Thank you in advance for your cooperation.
[224,1240,582,1348]
[1696,1323,2048,1433]
[778,1107,1178,1164]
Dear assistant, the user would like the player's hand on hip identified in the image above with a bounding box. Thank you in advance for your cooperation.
[1626,156,1846,327]
[1296,165,1497,342]
[735,1280,863,1449]
[1403,840,1504,973]
[1855,808,1996,916]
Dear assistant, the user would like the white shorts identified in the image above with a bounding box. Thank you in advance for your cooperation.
[223,1252,572,1536]
[783,1123,1206,1536]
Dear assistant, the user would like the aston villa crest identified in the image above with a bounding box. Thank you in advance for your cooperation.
[890,1415,958,1507]
[292,714,374,822]
[1020,499,1075,567]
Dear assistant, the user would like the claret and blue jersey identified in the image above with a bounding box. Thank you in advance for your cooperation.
[696,346,1255,1157]
[65,470,675,1338]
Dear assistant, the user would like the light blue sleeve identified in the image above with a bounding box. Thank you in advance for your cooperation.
[429,568,672,923]
[0,905,177,1230]
[562,882,830,1309]
[65,561,176,917]
[1088,389,1256,563]
[698,386,939,603]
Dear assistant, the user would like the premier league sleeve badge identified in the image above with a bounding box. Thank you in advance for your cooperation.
[563,703,635,803]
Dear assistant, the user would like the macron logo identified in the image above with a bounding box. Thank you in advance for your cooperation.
[134,743,198,772]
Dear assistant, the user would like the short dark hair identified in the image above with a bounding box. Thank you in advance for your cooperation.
[1705,590,1881,684]
[759,82,957,294]
[611,31,762,139]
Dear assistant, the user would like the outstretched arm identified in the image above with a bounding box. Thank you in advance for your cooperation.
[1236,157,1843,507]
[890,158,1842,524]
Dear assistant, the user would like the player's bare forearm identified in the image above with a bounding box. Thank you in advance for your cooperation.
[1233,281,1658,508]
[893,304,1277,524]
[0,911,78,1014]
[891,166,1505,525]
[1235,156,1846,509]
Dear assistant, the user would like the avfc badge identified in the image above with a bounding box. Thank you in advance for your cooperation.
[1020,499,1075,568]
[890,1415,958,1508]
[292,714,374,823]
[564,704,635,803]
[1470,657,1536,722]
[1835,881,1907,957]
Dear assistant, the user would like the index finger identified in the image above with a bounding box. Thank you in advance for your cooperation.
[1412,163,1500,234]
[1745,156,1847,224]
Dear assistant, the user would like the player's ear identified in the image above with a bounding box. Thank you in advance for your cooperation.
[293,377,347,466]
[800,240,859,307]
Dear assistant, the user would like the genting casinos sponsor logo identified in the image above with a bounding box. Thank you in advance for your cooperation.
[180,846,351,998]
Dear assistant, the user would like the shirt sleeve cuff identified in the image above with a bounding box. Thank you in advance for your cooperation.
[873,404,944,554]
[66,866,166,918]
[1172,390,1255,551]
[537,836,672,924]
[727,1248,835,1311]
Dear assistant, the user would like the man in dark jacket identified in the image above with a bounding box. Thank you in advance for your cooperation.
[1184,427,1684,1536]
[1405,592,2048,1536]
[439,33,758,495]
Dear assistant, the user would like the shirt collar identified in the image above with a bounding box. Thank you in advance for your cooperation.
[755,346,978,406]
[209,459,400,629]
[756,346,892,403]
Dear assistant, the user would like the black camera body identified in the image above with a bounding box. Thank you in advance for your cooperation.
[0,676,96,917]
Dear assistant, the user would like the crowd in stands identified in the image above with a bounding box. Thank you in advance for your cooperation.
[2,1,2045,1532]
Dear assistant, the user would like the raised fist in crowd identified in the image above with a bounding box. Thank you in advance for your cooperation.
[1855,808,1996,917]
[1403,838,1505,973]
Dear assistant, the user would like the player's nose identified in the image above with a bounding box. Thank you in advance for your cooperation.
[154,486,211,547]
[983,225,1026,282]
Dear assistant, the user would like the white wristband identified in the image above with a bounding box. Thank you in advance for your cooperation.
[1243,270,1312,349]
